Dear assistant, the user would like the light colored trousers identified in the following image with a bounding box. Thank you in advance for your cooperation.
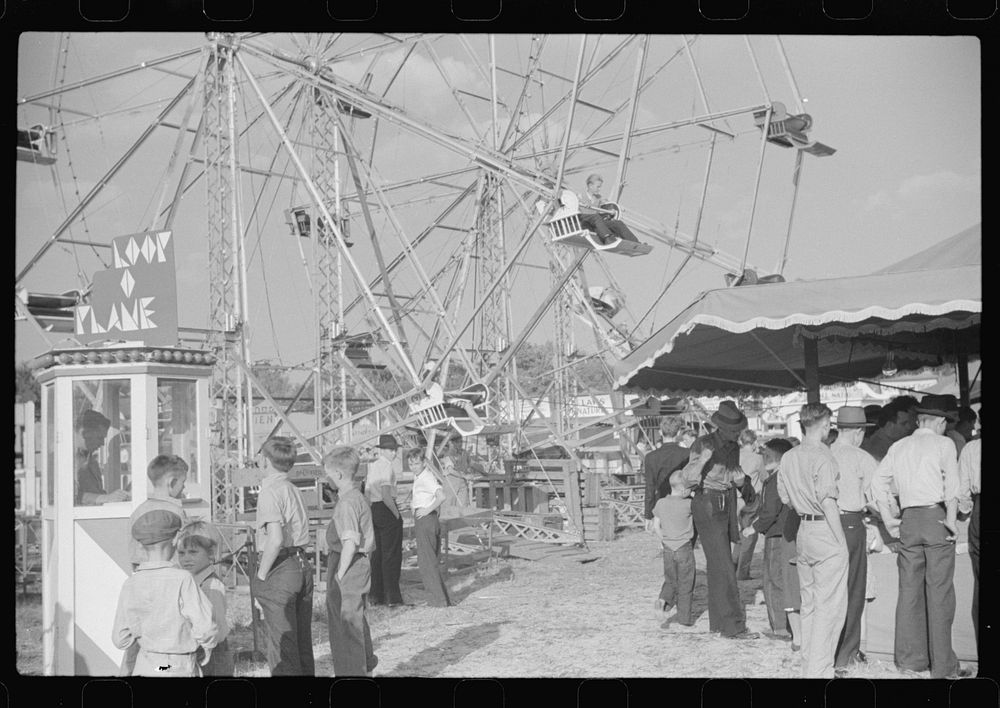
[796,519,849,678]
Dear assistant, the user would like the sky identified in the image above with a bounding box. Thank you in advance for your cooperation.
[15,34,981,390]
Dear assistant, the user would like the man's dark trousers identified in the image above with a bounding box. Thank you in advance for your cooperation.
[834,511,867,667]
[692,489,746,636]
[895,506,959,678]
[762,535,788,633]
[733,531,758,580]
[414,511,451,607]
[659,542,696,624]
[578,213,614,244]
[370,501,403,605]
[969,494,980,657]
[327,552,376,676]
[253,552,315,675]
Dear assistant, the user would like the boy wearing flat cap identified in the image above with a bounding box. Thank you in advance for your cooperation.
[365,434,404,607]
[828,406,878,675]
[111,509,218,676]
[870,394,965,679]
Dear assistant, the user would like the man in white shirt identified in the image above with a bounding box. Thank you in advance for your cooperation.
[958,423,981,666]
[870,395,964,679]
[407,448,450,607]
[829,406,878,675]
[365,435,404,607]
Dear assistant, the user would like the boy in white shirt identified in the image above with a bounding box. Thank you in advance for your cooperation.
[407,448,450,607]
[652,470,696,627]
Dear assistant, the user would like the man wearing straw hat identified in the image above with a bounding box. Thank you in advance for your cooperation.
[366,434,405,607]
[683,400,758,639]
[829,406,878,676]
[870,394,967,679]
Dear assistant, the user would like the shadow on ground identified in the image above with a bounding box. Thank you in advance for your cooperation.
[396,561,515,607]
[383,621,509,677]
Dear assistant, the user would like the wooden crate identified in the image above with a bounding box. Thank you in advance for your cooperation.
[582,505,616,542]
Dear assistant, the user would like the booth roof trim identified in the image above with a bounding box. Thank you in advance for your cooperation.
[30,345,216,371]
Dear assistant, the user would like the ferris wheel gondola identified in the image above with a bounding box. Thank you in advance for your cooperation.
[16,124,57,165]
[541,190,653,257]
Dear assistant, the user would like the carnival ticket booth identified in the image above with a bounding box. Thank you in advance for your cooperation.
[34,344,214,675]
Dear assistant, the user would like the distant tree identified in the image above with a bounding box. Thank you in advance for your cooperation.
[250,362,296,398]
[15,362,40,405]
[513,341,613,397]
[575,357,613,394]
[513,341,557,397]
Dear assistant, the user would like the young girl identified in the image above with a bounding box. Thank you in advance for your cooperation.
[177,521,233,675]
[407,448,451,607]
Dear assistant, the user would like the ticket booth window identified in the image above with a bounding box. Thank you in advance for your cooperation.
[72,380,131,507]
[156,378,199,486]
[44,384,55,507]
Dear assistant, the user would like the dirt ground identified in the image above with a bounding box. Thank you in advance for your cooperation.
[19,528,975,678]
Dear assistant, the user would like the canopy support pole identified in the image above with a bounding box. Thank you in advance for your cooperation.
[804,338,820,404]
[956,335,970,407]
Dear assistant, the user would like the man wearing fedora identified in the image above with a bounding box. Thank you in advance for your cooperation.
[683,400,758,639]
[366,434,405,607]
[871,394,966,679]
[829,406,879,675]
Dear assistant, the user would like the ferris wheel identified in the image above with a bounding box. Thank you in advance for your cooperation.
[15,33,834,520]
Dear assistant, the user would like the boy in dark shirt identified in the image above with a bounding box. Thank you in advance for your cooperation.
[323,446,378,676]
[750,438,795,639]
[643,417,693,525]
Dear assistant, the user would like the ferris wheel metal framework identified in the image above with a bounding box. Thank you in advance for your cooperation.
[16,32,825,523]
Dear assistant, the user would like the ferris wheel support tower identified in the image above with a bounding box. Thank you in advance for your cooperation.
[204,33,251,523]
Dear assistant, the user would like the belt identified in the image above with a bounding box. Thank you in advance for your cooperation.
[839,509,864,515]
[329,550,367,559]
[414,508,439,516]
[800,514,825,521]
[272,546,307,564]
[904,502,946,512]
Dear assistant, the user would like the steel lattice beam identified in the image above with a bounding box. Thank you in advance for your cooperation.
[205,36,243,523]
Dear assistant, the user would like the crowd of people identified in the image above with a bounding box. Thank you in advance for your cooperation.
[643,394,981,679]
[110,432,478,678]
[98,383,981,679]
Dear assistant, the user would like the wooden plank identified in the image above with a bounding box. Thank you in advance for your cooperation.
[565,466,583,534]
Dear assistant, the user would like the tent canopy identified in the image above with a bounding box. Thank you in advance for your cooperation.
[614,225,981,397]
[875,222,980,274]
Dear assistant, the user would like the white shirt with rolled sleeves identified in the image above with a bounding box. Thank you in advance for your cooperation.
[255,472,311,550]
[870,428,959,528]
[411,467,442,512]
[365,455,396,505]
[776,438,841,516]
[957,438,981,516]
[830,441,877,513]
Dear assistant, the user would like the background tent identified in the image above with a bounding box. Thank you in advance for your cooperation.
[613,224,981,399]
